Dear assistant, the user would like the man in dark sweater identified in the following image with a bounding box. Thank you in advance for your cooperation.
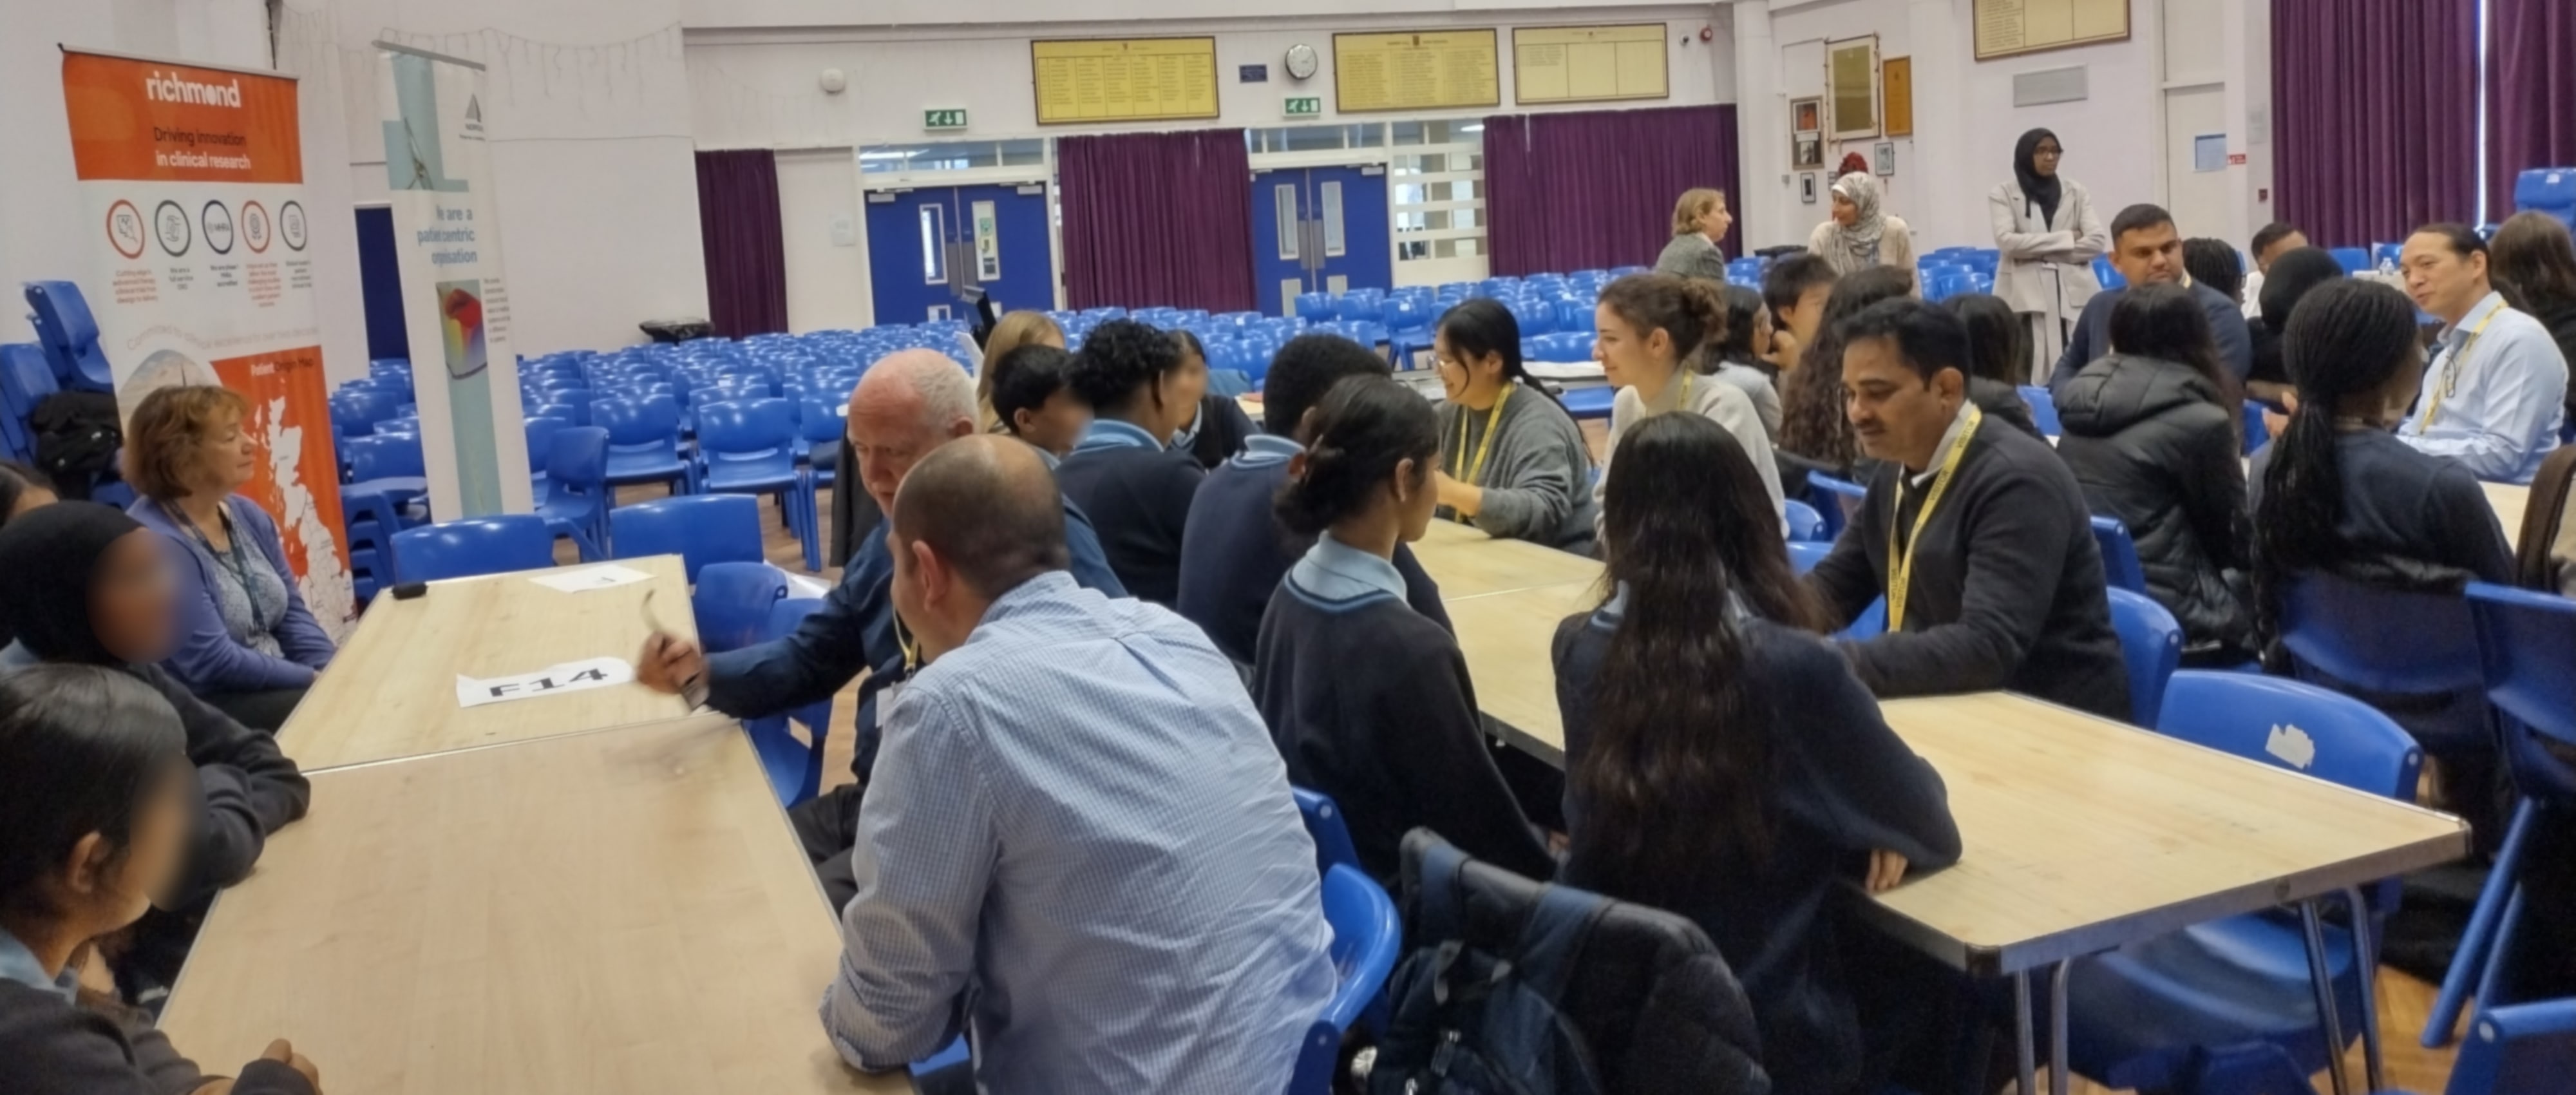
[1056,319,1208,605]
[1177,334,1451,663]
[2047,204,2253,393]
[1810,298,2131,720]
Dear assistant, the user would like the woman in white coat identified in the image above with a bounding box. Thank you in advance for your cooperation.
[1989,128,2107,381]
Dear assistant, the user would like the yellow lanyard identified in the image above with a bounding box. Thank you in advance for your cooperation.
[1885,405,1984,633]
[2418,299,2505,429]
[1450,382,1514,488]
[894,614,920,674]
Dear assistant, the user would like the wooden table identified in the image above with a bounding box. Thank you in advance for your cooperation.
[160,715,910,1094]
[1414,520,1607,600]
[278,555,699,770]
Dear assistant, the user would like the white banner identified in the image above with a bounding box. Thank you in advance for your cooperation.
[61,49,356,636]
[375,43,530,519]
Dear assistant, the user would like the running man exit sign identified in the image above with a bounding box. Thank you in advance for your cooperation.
[923,108,969,131]
[1284,97,1322,118]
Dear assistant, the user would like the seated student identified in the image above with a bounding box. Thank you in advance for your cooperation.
[2242,221,2311,319]
[971,310,1065,431]
[1428,300,1599,552]
[1938,292,2049,442]
[1806,300,2131,719]
[0,504,310,1007]
[2394,223,2569,484]
[1763,253,1839,375]
[1253,376,1553,884]
[636,351,1122,911]
[1168,329,1258,470]
[2058,284,2255,664]
[2181,238,2246,309]
[1698,284,1786,437]
[1781,267,1918,484]
[822,436,1332,1091]
[985,343,1092,460]
[2245,246,2345,408]
[122,386,336,733]
[1596,273,1787,528]
[0,664,322,1095]
[1056,319,1206,605]
[1557,413,1959,1095]
[1177,334,1450,665]
[2049,204,2254,390]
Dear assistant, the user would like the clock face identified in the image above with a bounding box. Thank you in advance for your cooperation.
[1285,44,1320,81]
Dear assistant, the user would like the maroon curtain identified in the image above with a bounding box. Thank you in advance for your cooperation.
[2486,0,2576,216]
[694,149,788,338]
[1483,105,1740,276]
[1058,129,1256,312]
[2273,0,2478,246]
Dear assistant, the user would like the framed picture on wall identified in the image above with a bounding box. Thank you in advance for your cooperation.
[1874,141,1897,176]
[1826,35,1880,140]
[1882,56,1913,136]
[1791,96,1821,137]
[1793,136,1824,171]
[1800,173,1819,205]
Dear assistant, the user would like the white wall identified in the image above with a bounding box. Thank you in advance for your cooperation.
[773,149,869,333]
[683,0,1726,31]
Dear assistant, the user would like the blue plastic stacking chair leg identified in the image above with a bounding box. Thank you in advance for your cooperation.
[2474,886,2527,1016]
[2423,797,2539,1045]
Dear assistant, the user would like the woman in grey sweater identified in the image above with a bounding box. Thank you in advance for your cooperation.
[1430,300,1599,553]
[1653,188,1733,281]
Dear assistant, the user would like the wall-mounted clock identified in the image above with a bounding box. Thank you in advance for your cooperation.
[1285,43,1320,81]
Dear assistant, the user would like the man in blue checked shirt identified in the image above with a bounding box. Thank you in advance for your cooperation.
[821,435,1332,1092]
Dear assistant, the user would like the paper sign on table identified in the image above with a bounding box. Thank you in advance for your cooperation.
[528,565,654,593]
[456,656,635,709]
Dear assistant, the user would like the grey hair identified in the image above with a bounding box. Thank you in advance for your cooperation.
[860,349,978,431]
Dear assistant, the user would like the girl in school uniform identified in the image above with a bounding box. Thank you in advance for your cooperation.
[0,663,320,1094]
[1252,376,1554,885]
[1556,412,1960,1095]
[1595,272,1787,528]
[1428,300,1598,553]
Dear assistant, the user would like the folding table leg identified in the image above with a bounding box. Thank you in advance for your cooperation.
[2014,971,2037,1095]
[2343,885,2385,1094]
[2300,900,2352,1095]
[2050,960,2070,1095]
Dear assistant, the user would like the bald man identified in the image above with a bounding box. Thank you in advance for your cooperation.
[822,436,1332,1093]
[637,350,1124,908]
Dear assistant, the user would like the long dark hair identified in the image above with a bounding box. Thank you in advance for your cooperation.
[1944,292,2029,386]
[1781,266,1914,470]
[2488,211,2576,312]
[1438,299,1570,415]
[1693,285,1774,377]
[2258,247,2347,331]
[0,665,189,917]
[2181,238,2245,304]
[2254,280,2421,637]
[1274,376,1439,537]
[1572,415,1823,900]
[2108,283,2240,416]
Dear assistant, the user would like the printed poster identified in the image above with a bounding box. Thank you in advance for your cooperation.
[59,50,355,634]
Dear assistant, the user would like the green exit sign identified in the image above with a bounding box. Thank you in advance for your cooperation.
[923,108,969,131]
[1284,97,1322,118]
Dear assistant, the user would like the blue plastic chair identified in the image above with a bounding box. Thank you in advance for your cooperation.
[2425,585,2576,1045]
[1560,386,1615,421]
[536,425,613,557]
[2062,671,2423,1095]
[2415,998,2576,1094]
[2513,167,2576,230]
[1783,499,1827,542]
[391,515,560,583]
[2279,573,2493,759]
[21,281,113,391]
[525,415,569,504]
[798,398,846,488]
[2331,247,2372,274]
[741,596,832,807]
[0,343,60,462]
[339,488,408,603]
[691,561,788,654]
[2090,516,2148,595]
[593,394,692,493]
[1287,864,1404,1095]
[696,398,819,573]
[2242,401,2271,455]
[1807,471,1868,540]
[609,494,764,583]
[1293,787,1365,881]
[2020,385,2061,435]
[2105,587,2183,726]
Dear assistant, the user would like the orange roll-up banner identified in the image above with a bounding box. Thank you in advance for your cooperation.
[60,49,354,635]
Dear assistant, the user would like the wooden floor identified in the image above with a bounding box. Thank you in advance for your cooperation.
[724,473,2461,1095]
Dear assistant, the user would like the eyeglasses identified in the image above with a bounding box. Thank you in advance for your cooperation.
[2035,146,2065,157]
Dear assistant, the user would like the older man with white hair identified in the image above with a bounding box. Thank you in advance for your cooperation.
[636,350,1124,909]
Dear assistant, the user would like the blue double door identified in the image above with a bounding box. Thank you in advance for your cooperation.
[867,184,1054,325]
[1250,165,1391,317]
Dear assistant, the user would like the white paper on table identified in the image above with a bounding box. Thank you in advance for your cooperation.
[528,564,654,593]
[456,656,636,709]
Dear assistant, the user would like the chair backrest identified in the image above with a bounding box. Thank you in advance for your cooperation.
[697,397,797,455]
[0,344,59,461]
[691,560,788,653]
[594,394,681,447]
[2280,573,2482,696]
[1288,864,1403,1095]
[524,416,569,475]
[743,596,831,806]
[798,398,846,445]
[2443,997,2576,1095]
[1783,499,1826,542]
[2105,587,2183,726]
[545,426,609,490]
[610,494,764,582]
[22,281,112,391]
[345,433,426,481]
[2153,671,2423,801]
[1292,787,1365,881]
[2511,167,2576,229]
[2465,582,2576,801]
[2088,516,2147,594]
[2019,385,2060,435]
[391,515,558,583]
[1786,540,1830,575]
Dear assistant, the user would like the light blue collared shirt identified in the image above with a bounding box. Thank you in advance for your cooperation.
[1287,531,1406,604]
[1073,417,1166,455]
[2398,290,2570,484]
[0,927,74,1003]
[1240,433,1302,462]
[822,571,1334,1093]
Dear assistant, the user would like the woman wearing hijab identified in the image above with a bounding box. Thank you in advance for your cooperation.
[1806,173,1916,290]
[0,502,310,1008]
[1989,128,2108,383]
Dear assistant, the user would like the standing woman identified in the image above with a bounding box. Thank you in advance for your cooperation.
[1653,188,1734,282]
[1254,376,1554,884]
[1595,273,1787,528]
[1989,128,2107,382]
[1807,173,1917,289]
[123,386,336,732]
[1429,300,1598,552]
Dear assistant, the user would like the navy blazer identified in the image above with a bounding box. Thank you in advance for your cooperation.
[2047,279,2253,395]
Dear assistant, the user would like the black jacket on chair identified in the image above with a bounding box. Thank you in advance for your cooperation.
[2056,353,2254,658]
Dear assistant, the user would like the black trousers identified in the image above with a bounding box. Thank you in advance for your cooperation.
[790,782,870,913]
[203,686,307,734]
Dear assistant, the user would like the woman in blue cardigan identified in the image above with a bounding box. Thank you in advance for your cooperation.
[123,386,334,731]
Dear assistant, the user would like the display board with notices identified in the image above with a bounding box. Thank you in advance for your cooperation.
[1031,37,1220,125]
[1973,0,2130,61]
[1333,30,1501,114]
[1512,24,1669,105]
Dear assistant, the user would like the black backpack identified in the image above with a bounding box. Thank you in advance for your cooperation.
[28,391,122,500]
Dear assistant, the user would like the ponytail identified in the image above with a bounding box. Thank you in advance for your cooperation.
[1274,375,1439,536]
[2253,279,2420,645]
